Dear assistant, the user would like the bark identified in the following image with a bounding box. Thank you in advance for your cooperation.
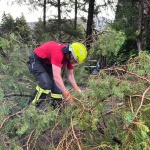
[144,0,150,49]
[74,0,77,30]
[86,0,95,50]
[136,0,144,53]
[58,0,61,40]
[43,0,46,26]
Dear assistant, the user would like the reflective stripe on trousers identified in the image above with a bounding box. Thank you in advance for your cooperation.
[31,85,50,105]
[51,93,62,99]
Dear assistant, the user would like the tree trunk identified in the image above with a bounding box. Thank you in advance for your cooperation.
[43,0,46,27]
[144,0,150,50]
[74,0,77,30]
[86,0,95,50]
[136,0,144,53]
[58,0,61,41]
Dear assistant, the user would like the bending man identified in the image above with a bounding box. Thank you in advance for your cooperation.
[28,41,87,108]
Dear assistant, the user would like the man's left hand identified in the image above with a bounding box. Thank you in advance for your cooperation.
[74,86,81,93]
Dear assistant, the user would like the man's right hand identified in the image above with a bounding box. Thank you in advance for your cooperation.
[64,91,73,100]
[63,91,75,105]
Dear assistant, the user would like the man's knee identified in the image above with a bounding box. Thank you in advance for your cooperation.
[39,73,52,90]
[40,81,52,90]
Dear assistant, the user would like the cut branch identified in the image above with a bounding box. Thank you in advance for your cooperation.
[116,68,150,83]
[4,93,30,98]
[0,109,25,131]
[134,86,150,120]
[104,67,150,83]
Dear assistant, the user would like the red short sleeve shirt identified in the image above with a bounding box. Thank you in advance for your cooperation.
[34,41,74,69]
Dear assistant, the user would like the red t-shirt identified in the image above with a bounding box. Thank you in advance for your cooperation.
[34,41,74,69]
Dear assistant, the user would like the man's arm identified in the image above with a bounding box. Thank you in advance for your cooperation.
[66,69,78,88]
[67,68,81,92]
[52,64,68,94]
[52,64,74,102]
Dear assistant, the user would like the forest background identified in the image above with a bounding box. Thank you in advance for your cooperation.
[0,0,150,150]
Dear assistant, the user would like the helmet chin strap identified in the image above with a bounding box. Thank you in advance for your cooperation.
[68,53,71,64]
[62,45,71,64]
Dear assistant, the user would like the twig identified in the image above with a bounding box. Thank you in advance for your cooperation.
[130,95,150,101]
[91,144,114,150]
[4,93,30,98]
[134,86,150,120]
[71,116,82,150]
[26,129,35,150]
[0,109,25,131]
[129,95,134,113]
[103,67,150,83]
[115,68,150,83]
[56,127,72,150]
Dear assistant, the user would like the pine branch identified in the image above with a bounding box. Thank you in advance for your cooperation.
[115,68,150,83]
[130,95,150,101]
[25,129,35,150]
[112,136,122,145]
[97,123,122,145]
[4,93,30,98]
[134,86,150,119]
[71,116,82,150]
[104,67,150,83]
[0,109,25,131]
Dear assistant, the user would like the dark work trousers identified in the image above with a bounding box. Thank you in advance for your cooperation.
[28,53,62,108]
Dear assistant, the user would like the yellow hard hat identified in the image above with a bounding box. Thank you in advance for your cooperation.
[69,42,87,64]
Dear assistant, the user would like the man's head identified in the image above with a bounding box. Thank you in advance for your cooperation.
[69,42,87,64]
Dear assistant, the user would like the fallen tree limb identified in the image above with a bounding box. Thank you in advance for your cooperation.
[134,86,150,119]
[4,93,30,98]
[0,108,26,131]
[97,123,122,145]
[104,67,150,83]
[115,68,150,83]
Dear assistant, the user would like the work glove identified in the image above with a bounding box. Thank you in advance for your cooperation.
[63,91,75,105]
[74,86,81,93]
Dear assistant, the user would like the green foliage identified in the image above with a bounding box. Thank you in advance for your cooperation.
[14,14,31,43]
[0,88,4,101]
[113,0,150,53]
[88,26,126,66]
[0,31,150,149]
[16,121,30,136]
[73,63,89,86]
[113,1,139,38]
[124,111,135,125]
[0,33,35,105]
[0,13,15,35]
[0,13,31,43]
[128,51,150,76]
[92,26,125,56]
[114,38,138,64]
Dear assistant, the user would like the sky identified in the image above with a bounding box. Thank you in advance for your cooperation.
[0,1,43,22]
[0,0,117,23]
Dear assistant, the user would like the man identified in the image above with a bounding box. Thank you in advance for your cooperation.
[28,41,87,108]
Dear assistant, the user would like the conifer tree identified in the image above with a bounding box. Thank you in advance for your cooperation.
[114,0,150,53]
[0,13,15,35]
